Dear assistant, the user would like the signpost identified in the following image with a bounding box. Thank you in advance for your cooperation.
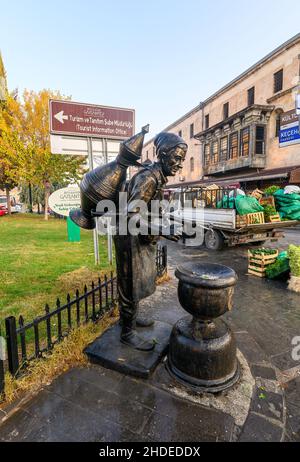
[279,109,300,147]
[49,100,135,139]
[48,187,81,242]
[49,99,135,265]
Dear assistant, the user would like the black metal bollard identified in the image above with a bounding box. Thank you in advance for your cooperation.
[5,316,19,376]
[167,262,240,393]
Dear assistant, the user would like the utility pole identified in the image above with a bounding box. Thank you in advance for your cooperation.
[87,137,100,266]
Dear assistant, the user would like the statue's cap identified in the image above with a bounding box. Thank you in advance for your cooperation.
[117,124,149,167]
[154,132,187,156]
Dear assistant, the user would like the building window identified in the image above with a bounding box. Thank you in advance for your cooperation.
[205,114,209,130]
[190,157,194,172]
[274,69,283,93]
[178,130,182,137]
[240,127,250,157]
[211,140,218,164]
[204,144,210,165]
[223,103,229,120]
[229,132,238,159]
[220,136,228,161]
[255,126,265,154]
[190,123,194,138]
[248,87,255,106]
[275,115,281,138]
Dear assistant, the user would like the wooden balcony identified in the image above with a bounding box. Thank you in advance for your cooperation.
[195,104,274,177]
[203,154,266,175]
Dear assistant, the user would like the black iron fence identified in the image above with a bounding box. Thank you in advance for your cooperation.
[0,244,168,397]
[0,273,117,393]
[156,244,168,278]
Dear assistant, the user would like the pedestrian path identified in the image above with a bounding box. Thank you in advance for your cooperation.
[1,240,299,442]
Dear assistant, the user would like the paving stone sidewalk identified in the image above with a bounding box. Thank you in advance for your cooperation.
[1,230,300,442]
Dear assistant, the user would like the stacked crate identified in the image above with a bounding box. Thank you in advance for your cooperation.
[250,189,264,200]
[248,249,279,278]
[268,213,281,223]
[236,211,265,228]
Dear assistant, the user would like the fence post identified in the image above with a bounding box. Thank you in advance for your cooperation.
[5,316,19,376]
[0,325,5,396]
[110,271,114,304]
[162,245,168,273]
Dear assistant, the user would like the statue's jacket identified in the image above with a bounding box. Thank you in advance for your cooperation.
[114,162,167,303]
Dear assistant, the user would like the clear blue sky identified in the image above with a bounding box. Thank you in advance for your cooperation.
[1,0,300,140]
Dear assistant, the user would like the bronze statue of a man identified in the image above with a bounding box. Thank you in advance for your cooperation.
[71,127,187,352]
[115,132,188,351]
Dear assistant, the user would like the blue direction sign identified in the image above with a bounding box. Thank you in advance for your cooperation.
[280,109,300,147]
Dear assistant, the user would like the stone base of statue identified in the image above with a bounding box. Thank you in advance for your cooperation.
[85,321,172,379]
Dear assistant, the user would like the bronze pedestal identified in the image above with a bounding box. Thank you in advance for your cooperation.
[167,262,240,393]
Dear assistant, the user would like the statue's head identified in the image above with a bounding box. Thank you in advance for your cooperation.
[154,132,188,177]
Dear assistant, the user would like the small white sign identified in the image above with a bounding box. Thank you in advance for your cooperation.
[50,134,89,156]
[296,94,300,115]
[50,134,121,160]
[49,187,81,217]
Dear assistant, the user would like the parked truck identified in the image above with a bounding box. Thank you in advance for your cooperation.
[168,187,299,250]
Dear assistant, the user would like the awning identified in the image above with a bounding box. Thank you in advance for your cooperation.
[169,165,300,188]
[290,167,300,183]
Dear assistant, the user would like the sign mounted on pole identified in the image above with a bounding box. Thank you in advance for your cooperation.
[48,187,81,242]
[279,109,300,147]
[49,100,135,139]
[48,187,81,217]
[49,99,135,265]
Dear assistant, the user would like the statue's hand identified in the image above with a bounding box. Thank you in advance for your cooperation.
[164,234,181,242]
[170,222,183,235]
[163,222,182,241]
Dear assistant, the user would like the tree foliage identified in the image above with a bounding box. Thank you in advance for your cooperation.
[0,88,86,219]
[0,52,7,102]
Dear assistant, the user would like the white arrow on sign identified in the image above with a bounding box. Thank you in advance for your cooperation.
[54,110,69,124]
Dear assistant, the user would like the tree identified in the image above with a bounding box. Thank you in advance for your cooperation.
[0,89,86,219]
[0,53,16,214]
[0,52,6,103]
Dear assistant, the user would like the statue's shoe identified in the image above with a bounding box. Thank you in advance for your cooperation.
[119,316,155,328]
[136,316,155,328]
[120,331,155,351]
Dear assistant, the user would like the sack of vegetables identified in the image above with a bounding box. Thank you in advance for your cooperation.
[288,244,300,293]
[274,189,300,221]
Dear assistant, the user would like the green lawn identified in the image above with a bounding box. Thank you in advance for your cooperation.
[0,214,112,325]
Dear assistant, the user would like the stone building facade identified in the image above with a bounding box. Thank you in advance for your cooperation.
[135,105,202,186]
[139,33,300,190]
